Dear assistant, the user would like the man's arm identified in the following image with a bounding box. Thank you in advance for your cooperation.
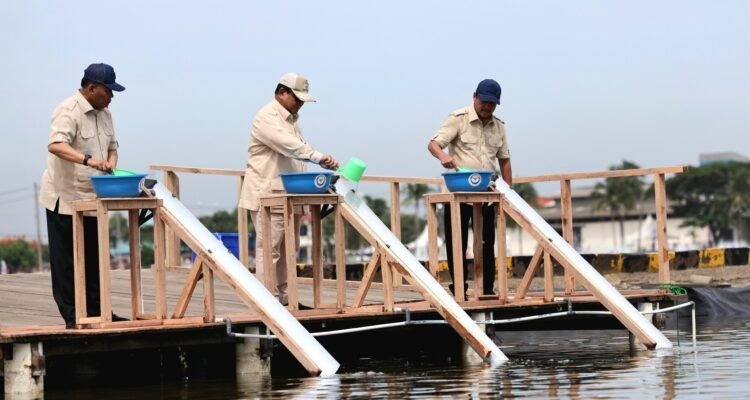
[498,157,512,185]
[427,140,456,169]
[48,143,112,172]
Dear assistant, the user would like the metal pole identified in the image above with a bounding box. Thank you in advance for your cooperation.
[33,182,44,271]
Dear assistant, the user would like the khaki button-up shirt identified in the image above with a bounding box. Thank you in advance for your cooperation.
[239,99,325,211]
[39,91,119,215]
[431,105,510,172]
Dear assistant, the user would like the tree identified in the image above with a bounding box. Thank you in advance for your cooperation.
[0,239,37,273]
[199,209,240,232]
[401,183,432,234]
[667,162,750,245]
[591,160,644,249]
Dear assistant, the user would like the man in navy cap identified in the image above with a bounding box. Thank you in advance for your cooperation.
[39,63,128,328]
[427,78,513,299]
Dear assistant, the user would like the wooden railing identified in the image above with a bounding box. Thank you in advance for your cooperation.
[149,164,686,296]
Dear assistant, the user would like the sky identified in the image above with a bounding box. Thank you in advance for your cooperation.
[1,0,748,239]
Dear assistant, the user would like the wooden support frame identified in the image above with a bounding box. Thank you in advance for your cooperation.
[425,192,506,302]
[71,197,163,327]
[560,179,576,294]
[259,194,345,312]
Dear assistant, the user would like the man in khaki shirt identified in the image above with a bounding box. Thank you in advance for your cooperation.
[40,63,128,328]
[239,73,338,306]
[428,78,513,298]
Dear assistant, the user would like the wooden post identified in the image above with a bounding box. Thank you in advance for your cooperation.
[261,207,273,291]
[654,173,671,284]
[543,250,554,302]
[202,258,215,323]
[237,176,249,268]
[450,198,464,301]
[560,179,576,294]
[73,210,87,324]
[172,254,204,318]
[472,203,484,299]
[334,202,346,309]
[153,205,167,319]
[163,170,181,268]
[427,203,439,278]
[96,202,113,322]
[382,256,394,312]
[389,181,403,286]
[284,200,299,311]
[496,201,507,302]
[128,209,143,318]
[311,205,323,308]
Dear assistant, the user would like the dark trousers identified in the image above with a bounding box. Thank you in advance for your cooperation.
[444,203,497,296]
[46,202,101,324]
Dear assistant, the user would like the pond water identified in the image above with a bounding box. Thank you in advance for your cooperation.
[36,315,748,399]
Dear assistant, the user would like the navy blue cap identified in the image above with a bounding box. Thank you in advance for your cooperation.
[475,79,501,104]
[82,63,125,92]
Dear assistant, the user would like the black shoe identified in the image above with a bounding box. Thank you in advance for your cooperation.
[111,314,129,322]
[65,322,76,329]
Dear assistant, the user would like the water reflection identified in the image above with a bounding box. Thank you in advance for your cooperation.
[31,316,750,399]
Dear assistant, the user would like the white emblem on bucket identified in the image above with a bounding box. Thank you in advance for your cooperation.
[138,177,146,193]
[468,173,482,187]
[314,174,328,188]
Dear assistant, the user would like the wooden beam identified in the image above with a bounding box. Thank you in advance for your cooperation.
[543,250,554,302]
[128,210,143,318]
[514,165,688,184]
[560,179,576,294]
[427,203,439,278]
[237,176,249,268]
[389,181,403,287]
[382,256,395,312]
[261,207,274,291]
[73,210,87,324]
[351,252,382,308]
[202,258,216,323]
[153,206,167,319]
[284,201,299,311]
[472,203,483,299]
[654,173,671,284]
[150,164,245,176]
[496,204,507,302]
[450,198,464,301]
[96,202,113,322]
[163,170,181,277]
[360,176,443,185]
[311,205,323,308]
[334,204,346,309]
[172,254,204,319]
[515,245,544,300]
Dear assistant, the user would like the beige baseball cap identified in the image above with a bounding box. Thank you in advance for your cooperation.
[278,73,316,102]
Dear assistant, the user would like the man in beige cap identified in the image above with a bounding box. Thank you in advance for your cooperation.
[239,73,339,306]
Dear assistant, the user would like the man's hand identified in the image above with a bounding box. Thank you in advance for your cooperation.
[89,158,114,173]
[318,155,339,170]
[438,154,456,169]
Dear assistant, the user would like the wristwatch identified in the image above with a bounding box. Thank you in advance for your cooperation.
[82,154,92,166]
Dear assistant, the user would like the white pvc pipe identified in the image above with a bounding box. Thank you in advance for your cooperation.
[494,179,672,349]
[154,183,340,376]
[334,179,508,364]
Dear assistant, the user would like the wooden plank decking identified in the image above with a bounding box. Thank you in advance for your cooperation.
[0,270,677,343]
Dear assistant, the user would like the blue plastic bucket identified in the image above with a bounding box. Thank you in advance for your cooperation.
[441,171,494,192]
[90,174,148,198]
[279,171,334,194]
[192,233,254,261]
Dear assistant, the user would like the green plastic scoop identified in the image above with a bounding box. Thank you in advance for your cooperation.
[112,169,137,176]
[455,167,474,172]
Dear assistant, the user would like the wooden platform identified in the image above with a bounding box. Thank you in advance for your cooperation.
[0,270,680,343]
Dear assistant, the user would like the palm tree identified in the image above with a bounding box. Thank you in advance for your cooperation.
[402,183,433,234]
[591,160,644,250]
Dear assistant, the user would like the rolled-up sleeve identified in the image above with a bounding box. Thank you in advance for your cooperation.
[430,114,459,148]
[252,112,324,162]
[49,111,76,145]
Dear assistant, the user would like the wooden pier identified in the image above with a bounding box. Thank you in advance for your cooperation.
[2,165,687,396]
